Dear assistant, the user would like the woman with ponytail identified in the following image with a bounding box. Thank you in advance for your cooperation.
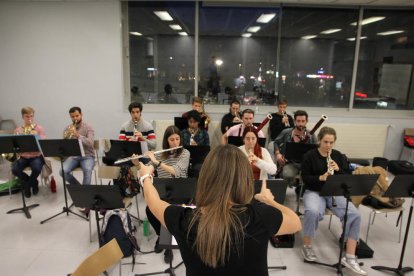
[239,126,277,180]
[134,144,300,276]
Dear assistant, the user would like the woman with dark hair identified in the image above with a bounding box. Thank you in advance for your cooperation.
[182,110,210,146]
[144,125,190,262]
[301,126,366,275]
[134,144,301,275]
[239,126,276,180]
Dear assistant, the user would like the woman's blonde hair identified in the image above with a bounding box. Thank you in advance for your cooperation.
[189,144,254,268]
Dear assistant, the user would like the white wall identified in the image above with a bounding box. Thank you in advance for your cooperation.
[0,2,413,161]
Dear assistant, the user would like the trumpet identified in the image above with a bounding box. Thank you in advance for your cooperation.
[114,146,183,165]
[64,120,78,139]
[282,111,290,127]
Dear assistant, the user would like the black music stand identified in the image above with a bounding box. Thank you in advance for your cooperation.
[371,175,414,275]
[39,139,88,224]
[1,135,41,219]
[254,179,288,271]
[284,142,317,215]
[135,178,197,276]
[228,136,266,147]
[66,185,124,247]
[174,117,188,131]
[306,174,379,276]
[184,145,210,178]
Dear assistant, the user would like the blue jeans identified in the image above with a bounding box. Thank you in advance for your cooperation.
[303,190,361,241]
[60,156,95,185]
[12,156,44,188]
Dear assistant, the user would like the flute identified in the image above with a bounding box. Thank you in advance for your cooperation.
[114,146,183,164]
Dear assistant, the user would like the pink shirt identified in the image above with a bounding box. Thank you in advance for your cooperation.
[225,124,265,138]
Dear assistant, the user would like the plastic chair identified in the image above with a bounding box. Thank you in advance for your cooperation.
[0,119,17,131]
[399,128,414,163]
[70,238,123,276]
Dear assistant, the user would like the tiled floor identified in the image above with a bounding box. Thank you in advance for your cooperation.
[0,160,413,276]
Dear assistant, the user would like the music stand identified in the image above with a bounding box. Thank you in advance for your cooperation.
[184,145,210,177]
[371,175,414,275]
[174,117,188,131]
[136,178,197,276]
[306,174,379,276]
[284,142,317,215]
[66,184,124,247]
[254,179,288,271]
[38,139,87,224]
[228,136,266,147]
[1,135,41,219]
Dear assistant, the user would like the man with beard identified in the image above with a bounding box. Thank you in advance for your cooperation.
[273,110,316,187]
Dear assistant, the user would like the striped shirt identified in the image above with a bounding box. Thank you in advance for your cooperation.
[155,149,190,178]
[120,118,156,150]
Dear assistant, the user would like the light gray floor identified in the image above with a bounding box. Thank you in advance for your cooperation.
[0,160,413,276]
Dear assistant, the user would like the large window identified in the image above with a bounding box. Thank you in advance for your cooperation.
[127,2,414,110]
[128,2,195,104]
[355,9,414,110]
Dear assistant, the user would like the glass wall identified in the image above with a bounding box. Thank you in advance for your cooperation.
[128,2,195,104]
[355,9,414,109]
[127,2,414,110]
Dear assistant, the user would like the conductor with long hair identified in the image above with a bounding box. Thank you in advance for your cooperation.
[134,144,300,275]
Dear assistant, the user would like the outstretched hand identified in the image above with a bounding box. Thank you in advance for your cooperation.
[254,179,274,203]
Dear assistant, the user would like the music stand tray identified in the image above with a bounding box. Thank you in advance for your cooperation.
[308,174,379,275]
[66,184,124,247]
[284,142,317,163]
[371,175,414,275]
[38,139,87,224]
[1,135,41,219]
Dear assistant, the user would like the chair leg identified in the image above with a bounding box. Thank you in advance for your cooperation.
[135,196,140,222]
[366,211,374,245]
[89,216,92,243]
[328,214,333,230]
[398,211,403,243]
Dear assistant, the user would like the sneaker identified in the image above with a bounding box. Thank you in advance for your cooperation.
[341,257,367,275]
[164,249,173,264]
[302,245,317,262]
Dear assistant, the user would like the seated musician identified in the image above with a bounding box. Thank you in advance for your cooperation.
[239,126,276,180]
[182,96,209,129]
[143,125,190,263]
[220,99,242,134]
[120,102,156,150]
[271,110,316,187]
[301,127,366,275]
[181,110,210,146]
[221,108,264,145]
[269,98,294,141]
[60,107,95,186]
[134,144,301,275]
[12,107,46,198]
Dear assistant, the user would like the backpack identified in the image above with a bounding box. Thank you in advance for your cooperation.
[113,165,140,197]
[352,166,405,209]
[101,209,139,257]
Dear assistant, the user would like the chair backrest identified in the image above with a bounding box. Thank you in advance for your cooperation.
[98,166,121,180]
[0,119,17,131]
[71,238,123,276]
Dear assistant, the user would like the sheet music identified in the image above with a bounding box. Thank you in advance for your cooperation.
[78,139,85,157]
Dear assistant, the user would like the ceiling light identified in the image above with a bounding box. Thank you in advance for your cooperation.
[347,36,367,41]
[242,33,252,38]
[377,30,404,36]
[129,32,142,36]
[153,11,173,21]
[169,24,182,31]
[178,32,188,36]
[301,35,317,40]
[350,16,385,26]
[247,26,261,33]
[256,13,276,23]
[320,29,342,34]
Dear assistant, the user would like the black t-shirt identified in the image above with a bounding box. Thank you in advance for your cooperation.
[164,202,283,276]
[269,113,294,141]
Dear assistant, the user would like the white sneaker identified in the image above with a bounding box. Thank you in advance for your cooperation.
[302,245,317,262]
[341,256,367,275]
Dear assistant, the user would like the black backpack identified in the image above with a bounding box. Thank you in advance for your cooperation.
[114,165,140,197]
[101,209,139,257]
